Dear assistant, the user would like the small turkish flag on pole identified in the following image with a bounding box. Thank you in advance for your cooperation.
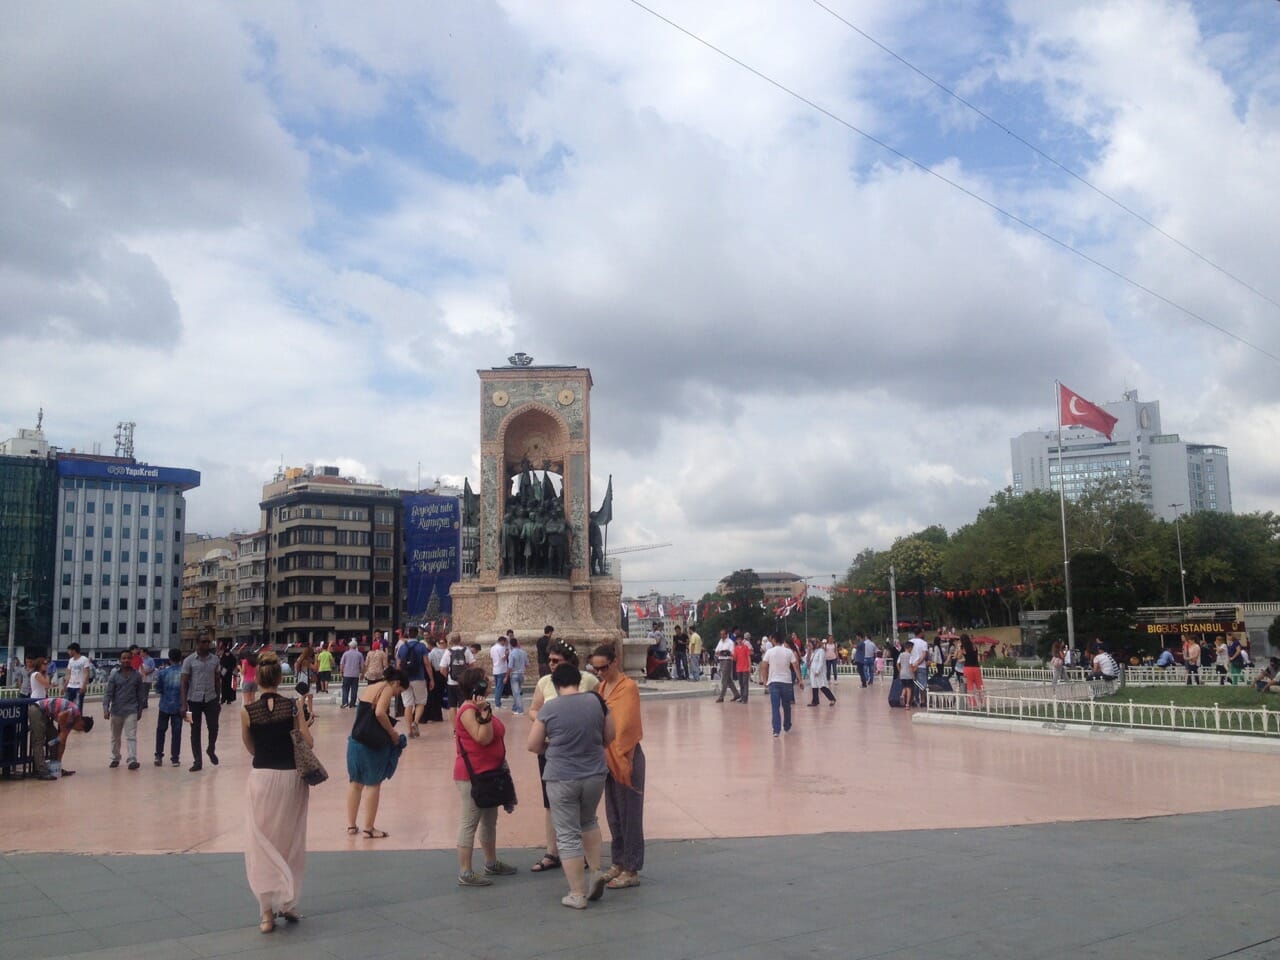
[1058,384,1118,439]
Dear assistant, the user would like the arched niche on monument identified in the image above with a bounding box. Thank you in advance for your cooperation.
[497,404,574,578]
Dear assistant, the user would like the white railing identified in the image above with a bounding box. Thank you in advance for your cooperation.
[0,681,108,700]
[980,665,1262,687]
[926,690,1280,737]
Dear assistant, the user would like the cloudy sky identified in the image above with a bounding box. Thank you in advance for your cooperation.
[3,0,1278,600]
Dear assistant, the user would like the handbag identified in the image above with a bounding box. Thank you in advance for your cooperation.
[457,735,517,810]
[351,697,392,749]
[292,728,328,786]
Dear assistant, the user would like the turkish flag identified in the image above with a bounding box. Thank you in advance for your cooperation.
[1059,384,1119,439]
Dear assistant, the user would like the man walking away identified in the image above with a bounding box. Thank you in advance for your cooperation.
[103,650,146,770]
[398,628,431,735]
[154,648,184,766]
[762,638,800,737]
[506,638,529,714]
[490,634,509,708]
[340,640,364,708]
[860,635,878,687]
[181,629,221,772]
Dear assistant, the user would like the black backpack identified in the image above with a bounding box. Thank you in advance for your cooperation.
[401,641,424,677]
[448,646,469,682]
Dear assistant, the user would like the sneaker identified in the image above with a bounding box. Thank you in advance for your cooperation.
[773,732,780,738]
[109,759,120,768]
[484,860,518,877]
[127,761,140,771]
[561,893,588,910]
[207,749,219,766]
[189,762,202,772]
[153,757,162,767]
[587,871,607,902]
[171,760,181,767]
[457,871,492,887]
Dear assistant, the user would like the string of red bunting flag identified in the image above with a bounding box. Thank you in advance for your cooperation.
[622,578,1061,625]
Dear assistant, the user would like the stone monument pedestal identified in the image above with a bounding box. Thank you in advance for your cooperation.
[451,575,624,649]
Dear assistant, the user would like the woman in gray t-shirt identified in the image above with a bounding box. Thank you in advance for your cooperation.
[528,662,615,910]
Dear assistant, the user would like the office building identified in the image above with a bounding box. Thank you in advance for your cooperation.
[52,453,201,656]
[1010,390,1231,522]
[0,421,58,654]
[261,465,402,647]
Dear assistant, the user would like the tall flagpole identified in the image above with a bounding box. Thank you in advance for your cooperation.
[1055,381,1076,653]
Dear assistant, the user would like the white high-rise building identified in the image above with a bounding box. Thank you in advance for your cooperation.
[1010,390,1230,522]
[52,454,201,657]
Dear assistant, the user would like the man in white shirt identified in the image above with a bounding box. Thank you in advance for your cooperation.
[64,644,93,712]
[762,641,800,737]
[713,630,739,703]
[908,632,930,701]
[490,634,510,708]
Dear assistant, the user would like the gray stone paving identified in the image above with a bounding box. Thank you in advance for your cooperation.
[2,807,1278,960]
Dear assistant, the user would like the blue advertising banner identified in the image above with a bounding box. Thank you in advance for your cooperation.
[404,494,460,618]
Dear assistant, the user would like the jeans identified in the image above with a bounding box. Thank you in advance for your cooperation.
[66,687,85,713]
[673,652,688,680]
[1186,664,1202,685]
[493,672,506,707]
[768,683,794,735]
[188,699,220,761]
[689,654,702,681]
[342,675,359,707]
[509,673,524,713]
[155,709,182,762]
[826,660,839,684]
[110,712,139,763]
[737,670,751,703]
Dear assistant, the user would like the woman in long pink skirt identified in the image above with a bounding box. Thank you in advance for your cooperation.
[241,650,312,933]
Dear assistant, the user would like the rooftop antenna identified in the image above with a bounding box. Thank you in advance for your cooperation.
[113,421,135,458]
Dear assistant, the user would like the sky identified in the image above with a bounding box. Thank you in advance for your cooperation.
[3,0,1279,601]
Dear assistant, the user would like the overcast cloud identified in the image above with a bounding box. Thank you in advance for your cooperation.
[3,0,1278,599]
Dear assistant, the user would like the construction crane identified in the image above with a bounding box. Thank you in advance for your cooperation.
[608,543,672,555]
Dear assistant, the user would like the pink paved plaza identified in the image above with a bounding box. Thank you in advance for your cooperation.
[4,683,1277,856]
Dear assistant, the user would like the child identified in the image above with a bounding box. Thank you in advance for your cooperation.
[294,680,315,726]
[896,647,914,707]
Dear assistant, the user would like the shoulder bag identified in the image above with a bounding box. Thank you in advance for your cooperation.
[292,726,328,786]
[457,726,517,810]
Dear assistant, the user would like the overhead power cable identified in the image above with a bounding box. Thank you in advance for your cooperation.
[808,0,1280,316]
[624,0,1280,365]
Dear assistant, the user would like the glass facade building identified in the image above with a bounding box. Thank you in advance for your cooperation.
[0,454,58,656]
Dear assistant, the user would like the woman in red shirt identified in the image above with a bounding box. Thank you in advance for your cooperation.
[733,636,753,704]
[454,667,517,886]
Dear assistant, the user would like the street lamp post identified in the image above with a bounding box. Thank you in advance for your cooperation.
[1170,503,1188,607]
[6,572,17,685]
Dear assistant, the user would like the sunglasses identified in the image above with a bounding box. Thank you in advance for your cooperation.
[548,657,565,665]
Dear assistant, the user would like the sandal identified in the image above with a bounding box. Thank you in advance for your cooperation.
[278,910,301,923]
[606,873,641,889]
[259,913,275,934]
[601,864,622,882]
[530,853,562,873]
[345,826,359,835]
[362,828,390,839]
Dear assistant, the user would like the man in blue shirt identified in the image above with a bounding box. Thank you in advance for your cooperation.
[153,648,185,767]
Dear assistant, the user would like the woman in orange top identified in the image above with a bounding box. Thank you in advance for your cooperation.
[588,643,644,889]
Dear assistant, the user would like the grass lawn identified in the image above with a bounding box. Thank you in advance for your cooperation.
[1100,685,1274,709]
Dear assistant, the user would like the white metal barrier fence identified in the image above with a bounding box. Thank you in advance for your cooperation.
[926,690,1280,737]
[0,681,107,700]
[980,666,1262,687]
